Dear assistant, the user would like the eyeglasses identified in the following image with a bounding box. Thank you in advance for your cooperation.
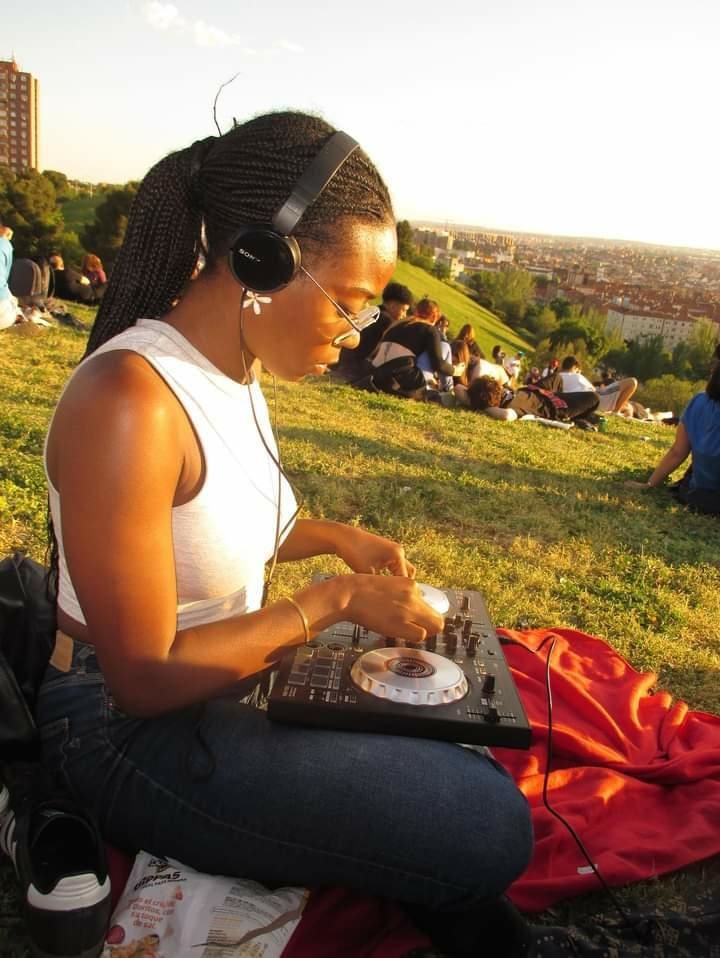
[300,266,380,345]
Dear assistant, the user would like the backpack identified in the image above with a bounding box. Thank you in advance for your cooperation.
[8,259,48,307]
[0,553,57,759]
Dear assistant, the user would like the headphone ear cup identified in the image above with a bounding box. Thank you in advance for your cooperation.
[228,228,300,293]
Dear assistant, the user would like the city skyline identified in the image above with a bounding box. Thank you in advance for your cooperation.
[2,0,719,252]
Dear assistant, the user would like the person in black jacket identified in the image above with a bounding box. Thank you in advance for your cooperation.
[369,298,461,399]
[335,281,413,382]
[49,255,102,305]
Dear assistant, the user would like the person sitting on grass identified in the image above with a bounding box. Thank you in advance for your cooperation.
[626,351,720,515]
[559,355,638,414]
[0,223,22,330]
[462,374,600,425]
[49,254,99,305]
[81,253,108,300]
[435,313,450,342]
[37,110,535,958]
[335,280,413,383]
[371,297,462,399]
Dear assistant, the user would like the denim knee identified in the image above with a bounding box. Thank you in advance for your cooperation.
[449,772,533,901]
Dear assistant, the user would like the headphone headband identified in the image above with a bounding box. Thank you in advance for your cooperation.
[229,129,361,293]
[272,131,359,236]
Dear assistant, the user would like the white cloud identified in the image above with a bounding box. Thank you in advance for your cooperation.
[276,39,304,54]
[193,19,242,48]
[143,1,185,30]
[141,4,305,54]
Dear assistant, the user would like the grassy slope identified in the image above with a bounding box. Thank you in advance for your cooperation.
[1,318,718,919]
[60,194,104,233]
[392,259,531,355]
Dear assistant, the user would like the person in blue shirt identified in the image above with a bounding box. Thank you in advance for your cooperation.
[0,223,20,330]
[629,348,720,514]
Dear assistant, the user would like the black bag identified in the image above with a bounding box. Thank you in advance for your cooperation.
[0,553,57,757]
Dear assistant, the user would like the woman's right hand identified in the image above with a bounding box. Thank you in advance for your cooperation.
[339,573,445,643]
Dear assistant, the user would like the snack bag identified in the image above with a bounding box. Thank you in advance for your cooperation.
[103,851,307,957]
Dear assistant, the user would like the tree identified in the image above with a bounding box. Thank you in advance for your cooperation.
[636,375,706,416]
[549,296,571,321]
[526,305,559,341]
[396,220,415,261]
[42,170,73,202]
[81,183,138,267]
[685,318,719,380]
[0,167,65,256]
[433,260,450,281]
[468,268,535,329]
[613,335,670,381]
[410,252,434,272]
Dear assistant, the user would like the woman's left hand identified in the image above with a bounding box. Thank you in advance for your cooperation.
[334,526,415,578]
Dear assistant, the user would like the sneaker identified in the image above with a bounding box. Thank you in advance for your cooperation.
[0,788,111,958]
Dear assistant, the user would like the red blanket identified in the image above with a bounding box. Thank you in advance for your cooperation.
[496,627,720,912]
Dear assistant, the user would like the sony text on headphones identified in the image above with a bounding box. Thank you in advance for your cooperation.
[227,131,359,294]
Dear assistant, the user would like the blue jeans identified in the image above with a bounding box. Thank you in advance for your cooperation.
[36,637,532,910]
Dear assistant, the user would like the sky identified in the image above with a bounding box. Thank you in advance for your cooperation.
[3,0,720,251]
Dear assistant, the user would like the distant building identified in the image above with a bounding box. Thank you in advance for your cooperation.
[436,254,463,279]
[606,306,720,349]
[0,58,39,172]
[413,228,453,251]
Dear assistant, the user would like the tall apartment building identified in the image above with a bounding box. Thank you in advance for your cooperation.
[0,58,39,172]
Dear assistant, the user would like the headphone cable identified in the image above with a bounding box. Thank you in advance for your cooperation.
[238,290,302,606]
[500,633,655,945]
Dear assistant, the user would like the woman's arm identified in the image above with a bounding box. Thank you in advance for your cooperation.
[51,356,439,717]
[277,519,414,577]
[644,423,691,487]
[626,423,692,489]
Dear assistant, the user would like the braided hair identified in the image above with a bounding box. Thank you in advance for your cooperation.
[85,111,394,355]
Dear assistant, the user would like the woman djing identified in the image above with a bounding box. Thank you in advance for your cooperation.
[37,112,532,956]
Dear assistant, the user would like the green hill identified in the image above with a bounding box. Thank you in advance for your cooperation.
[392,259,531,356]
[61,193,106,233]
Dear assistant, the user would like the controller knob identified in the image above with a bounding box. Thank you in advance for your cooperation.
[484,706,499,723]
[482,673,496,693]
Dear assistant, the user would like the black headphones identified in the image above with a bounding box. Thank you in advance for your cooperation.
[228,131,359,294]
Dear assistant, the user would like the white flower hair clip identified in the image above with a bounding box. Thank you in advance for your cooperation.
[242,291,272,315]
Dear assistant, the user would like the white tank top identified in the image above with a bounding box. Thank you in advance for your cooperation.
[45,319,297,630]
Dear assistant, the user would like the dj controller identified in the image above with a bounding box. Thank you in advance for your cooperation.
[267,581,532,749]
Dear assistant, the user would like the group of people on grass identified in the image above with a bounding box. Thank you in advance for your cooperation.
[334,282,640,431]
[0,218,107,330]
[333,282,720,513]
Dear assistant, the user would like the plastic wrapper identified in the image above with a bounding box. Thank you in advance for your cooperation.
[103,851,307,957]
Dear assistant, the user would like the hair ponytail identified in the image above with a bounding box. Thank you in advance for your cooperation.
[84,147,203,355]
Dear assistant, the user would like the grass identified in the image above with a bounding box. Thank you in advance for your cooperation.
[60,193,105,233]
[392,259,531,356]
[0,313,718,926]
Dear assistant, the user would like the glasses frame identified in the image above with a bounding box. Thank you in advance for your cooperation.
[300,266,381,345]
